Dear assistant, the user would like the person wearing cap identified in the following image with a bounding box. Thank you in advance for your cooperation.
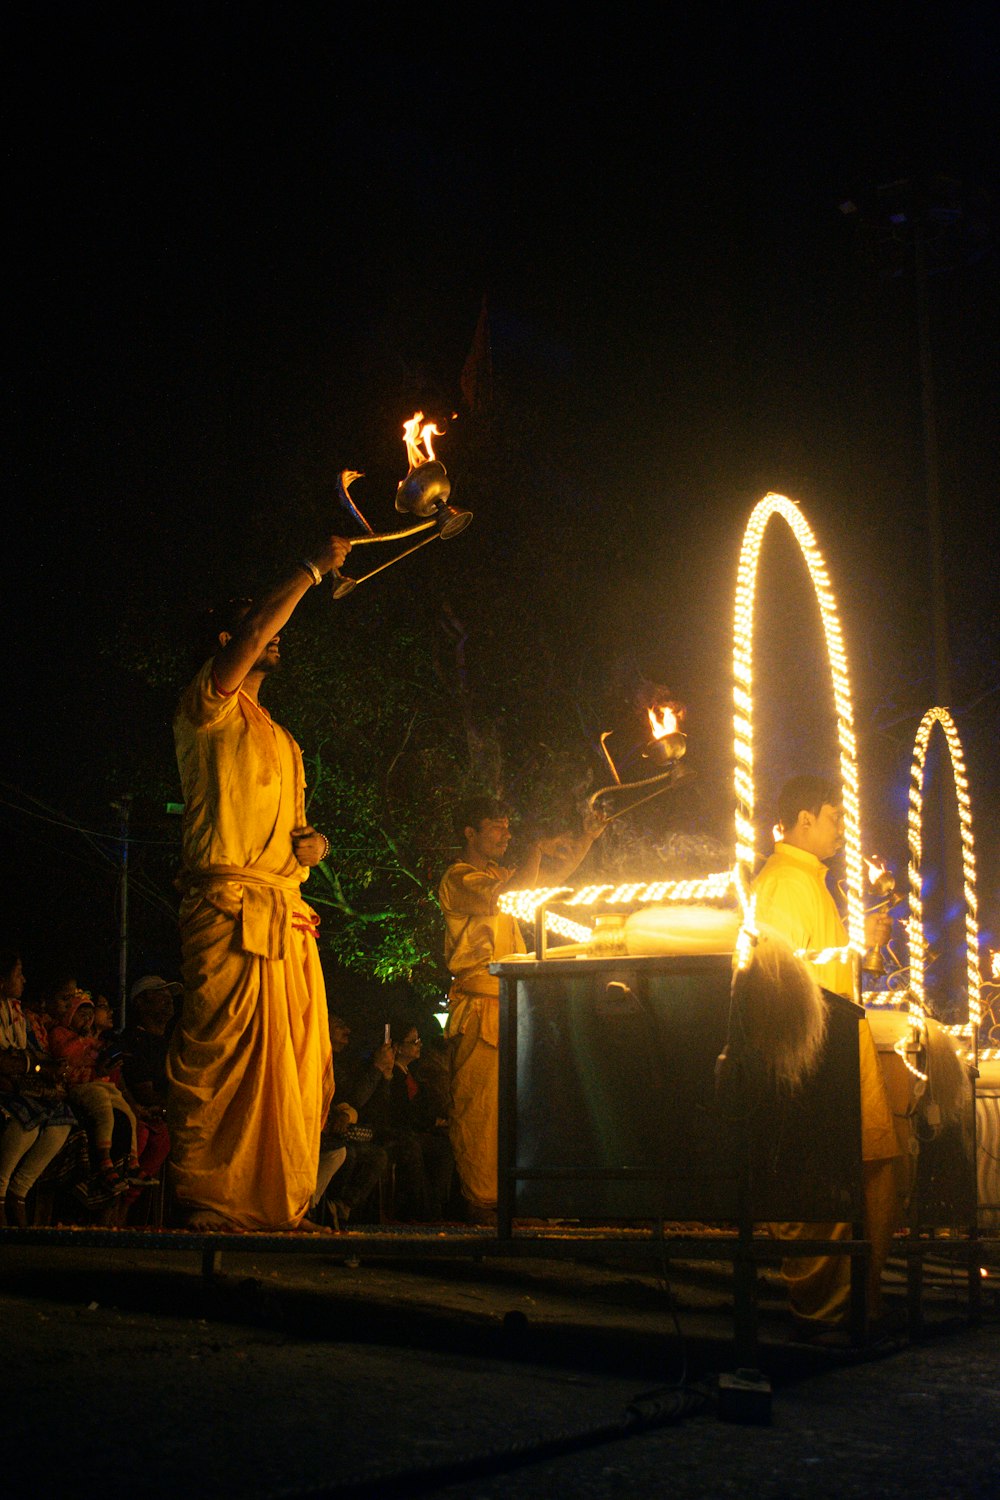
[122,977,179,1111]
[169,539,352,1232]
[130,975,182,1009]
[753,775,902,1333]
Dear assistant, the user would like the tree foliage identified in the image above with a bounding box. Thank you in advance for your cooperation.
[104,377,731,1024]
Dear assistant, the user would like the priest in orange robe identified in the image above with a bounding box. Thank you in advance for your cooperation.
[168,539,351,1231]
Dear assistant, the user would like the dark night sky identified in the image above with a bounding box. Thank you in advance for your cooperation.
[7,5,999,990]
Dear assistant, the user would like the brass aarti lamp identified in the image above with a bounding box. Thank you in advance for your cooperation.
[587,704,689,825]
[331,413,472,599]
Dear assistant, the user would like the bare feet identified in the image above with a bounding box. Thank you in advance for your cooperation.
[186,1209,244,1233]
[184,1208,333,1234]
[290,1215,333,1234]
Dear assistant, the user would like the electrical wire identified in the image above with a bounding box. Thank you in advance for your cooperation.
[0,786,178,918]
[270,1381,708,1500]
[0,791,179,845]
[269,1220,701,1499]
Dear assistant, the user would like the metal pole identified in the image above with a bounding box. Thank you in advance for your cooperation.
[117,794,132,1025]
[497,970,516,1240]
[913,217,952,708]
[913,211,969,1015]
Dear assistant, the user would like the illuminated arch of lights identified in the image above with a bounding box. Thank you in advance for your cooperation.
[906,707,982,1049]
[501,493,863,971]
[733,493,864,954]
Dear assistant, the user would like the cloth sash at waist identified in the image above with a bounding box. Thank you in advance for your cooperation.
[446,983,500,1048]
[181,866,310,961]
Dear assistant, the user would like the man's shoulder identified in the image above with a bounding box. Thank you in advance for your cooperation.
[754,847,820,886]
[438,861,467,908]
[441,859,507,877]
[439,860,507,896]
[175,659,244,733]
[753,849,825,912]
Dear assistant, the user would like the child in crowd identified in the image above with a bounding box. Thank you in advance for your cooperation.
[48,991,142,1190]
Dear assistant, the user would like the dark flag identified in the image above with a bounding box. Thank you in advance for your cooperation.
[459,294,493,415]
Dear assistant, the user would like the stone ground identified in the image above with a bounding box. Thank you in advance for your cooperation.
[3,1238,998,1498]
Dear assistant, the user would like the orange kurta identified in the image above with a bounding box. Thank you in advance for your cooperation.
[754,841,901,1325]
[167,660,333,1230]
[439,860,525,1208]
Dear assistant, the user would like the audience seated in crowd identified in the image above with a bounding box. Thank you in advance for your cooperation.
[364,1022,455,1222]
[39,974,137,1216]
[1,961,183,1226]
[314,1011,395,1228]
[122,976,178,1109]
[0,950,75,1228]
[6,940,456,1234]
[107,976,175,1207]
[49,990,144,1191]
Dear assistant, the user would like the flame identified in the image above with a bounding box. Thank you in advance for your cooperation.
[866,856,886,884]
[402,411,444,470]
[991,950,999,982]
[648,704,679,740]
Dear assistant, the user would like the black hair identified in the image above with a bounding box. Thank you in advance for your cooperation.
[190,596,256,667]
[776,775,840,834]
[39,969,79,1001]
[453,794,507,844]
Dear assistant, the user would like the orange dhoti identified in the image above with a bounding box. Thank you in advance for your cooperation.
[446,992,500,1209]
[168,878,333,1231]
[439,857,525,1214]
[170,659,334,1230]
[773,1019,905,1326]
[754,842,904,1325]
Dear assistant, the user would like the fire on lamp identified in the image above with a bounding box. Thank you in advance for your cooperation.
[396,414,472,539]
[643,703,687,765]
[587,702,689,826]
[331,413,473,598]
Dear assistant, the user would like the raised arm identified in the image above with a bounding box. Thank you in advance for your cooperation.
[212,536,352,695]
[537,806,608,885]
[495,842,544,894]
[492,814,606,894]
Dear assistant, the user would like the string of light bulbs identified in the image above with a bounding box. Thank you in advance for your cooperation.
[733,493,865,954]
[906,706,982,1045]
